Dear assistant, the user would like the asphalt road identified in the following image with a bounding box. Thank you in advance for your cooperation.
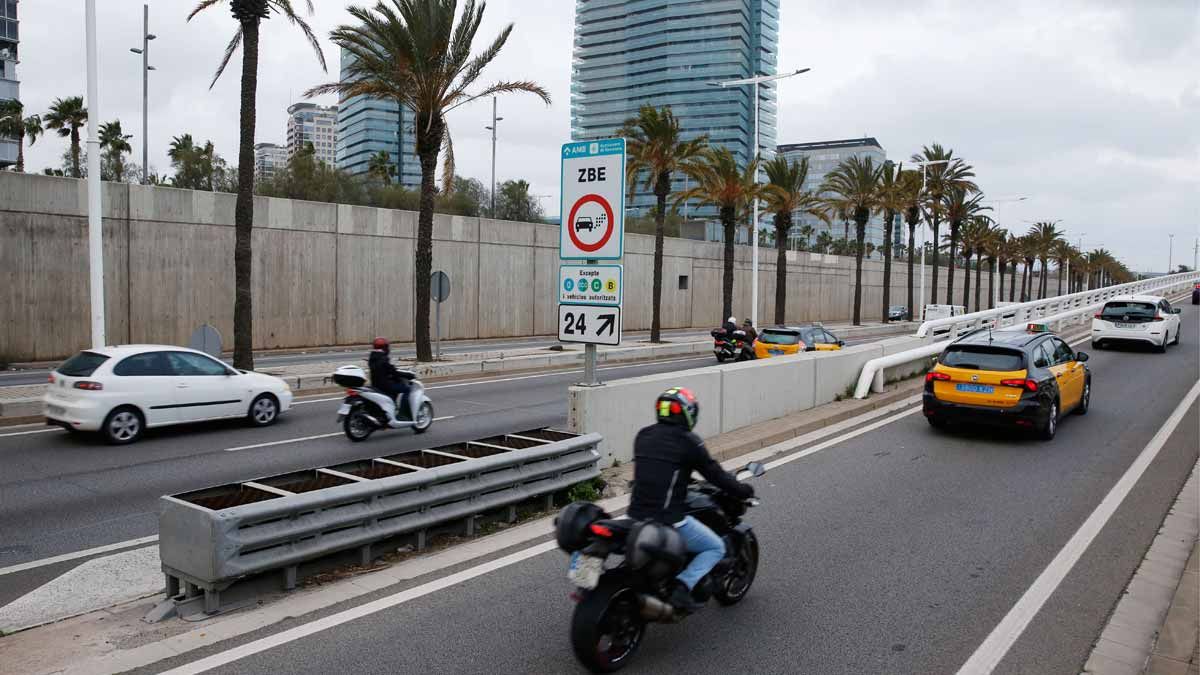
[135,306,1199,675]
[0,328,716,387]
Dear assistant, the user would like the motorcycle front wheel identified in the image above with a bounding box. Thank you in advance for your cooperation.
[412,401,434,435]
[714,530,759,605]
[343,409,375,442]
[571,580,645,673]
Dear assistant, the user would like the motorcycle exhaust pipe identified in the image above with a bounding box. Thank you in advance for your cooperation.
[638,594,676,622]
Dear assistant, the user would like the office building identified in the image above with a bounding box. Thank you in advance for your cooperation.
[0,0,19,168]
[571,0,780,217]
[253,142,287,182]
[334,48,420,189]
[776,137,897,257]
[286,102,338,166]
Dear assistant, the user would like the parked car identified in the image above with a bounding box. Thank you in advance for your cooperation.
[888,305,907,322]
[43,345,293,444]
[1091,295,1181,353]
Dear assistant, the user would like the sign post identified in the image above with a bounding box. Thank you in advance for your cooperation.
[431,270,451,361]
[559,139,626,385]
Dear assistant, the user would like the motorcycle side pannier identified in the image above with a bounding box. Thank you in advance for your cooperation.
[555,501,609,552]
[332,365,367,388]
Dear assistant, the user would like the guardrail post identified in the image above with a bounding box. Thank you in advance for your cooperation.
[204,588,220,615]
[359,544,373,567]
[416,529,427,551]
[507,505,518,523]
[284,565,298,590]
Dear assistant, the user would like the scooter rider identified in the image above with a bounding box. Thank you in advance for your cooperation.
[741,318,758,342]
[722,316,738,337]
[628,387,754,612]
[368,337,409,425]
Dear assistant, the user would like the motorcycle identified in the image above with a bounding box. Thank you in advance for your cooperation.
[732,329,757,362]
[331,365,434,442]
[555,462,766,673]
[710,329,736,362]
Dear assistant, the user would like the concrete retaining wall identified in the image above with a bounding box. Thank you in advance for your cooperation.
[2,172,993,362]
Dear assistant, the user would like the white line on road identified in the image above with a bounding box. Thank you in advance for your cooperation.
[763,405,923,471]
[157,540,559,675]
[955,378,1200,674]
[0,535,159,578]
[0,427,61,438]
[222,416,456,452]
[290,396,342,406]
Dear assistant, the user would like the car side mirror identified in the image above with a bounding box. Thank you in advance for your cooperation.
[1075,351,1089,362]
[837,341,845,347]
[1171,308,1182,314]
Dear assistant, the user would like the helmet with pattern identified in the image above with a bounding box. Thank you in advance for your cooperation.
[655,386,699,430]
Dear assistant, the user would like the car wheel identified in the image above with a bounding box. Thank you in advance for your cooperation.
[1154,338,1167,353]
[102,406,144,445]
[926,416,947,430]
[1074,378,1090,416]
[1091,340,1102,350]
[248,394,280,427]
[1171,328,1181,346]
[1038,401,1058,441]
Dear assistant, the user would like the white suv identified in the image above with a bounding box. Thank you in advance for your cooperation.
[1091,295,1182,353]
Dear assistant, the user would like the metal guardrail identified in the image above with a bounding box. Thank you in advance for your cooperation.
[916,272,1200,340]
[157,429,600,614]
[856,275,1199,399]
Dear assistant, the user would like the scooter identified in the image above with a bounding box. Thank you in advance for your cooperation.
[731,329,756,362]
[332,365,434,442]
[710,329,736,362]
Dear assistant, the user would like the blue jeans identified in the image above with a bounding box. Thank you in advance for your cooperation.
[674,516,726,590]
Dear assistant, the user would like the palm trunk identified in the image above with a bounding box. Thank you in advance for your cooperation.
[231,19,260,370]
[974,253,983,311]
[930,216,941,302]
[1021,261,1031,301]
[852,218,867,325]
[1057,264,1064,296]
[70,128,81,178]
[905,223,916,320]
[414,115,445,362]
[721,207,735,321]
[1009,262,1018,302]
[961,248,971,310]
[16,129,25,172]
[650,177,668,342]
[881,210,894,322]
[1040,259,1049,298]
[774,213,790,325]
[946,223,958,304]
[987,258,996,309]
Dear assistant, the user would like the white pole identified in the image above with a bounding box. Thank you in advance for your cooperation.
[751,79,760,328]
[141,4,149,182]
[85,0,106,348]
[993,200,1001,307]
[1167,234,1174,274]
[489,97,497,217]
[919,164,927,321]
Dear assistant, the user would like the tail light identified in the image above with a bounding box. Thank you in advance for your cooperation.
[925,372,951,383]
[48,374,56,384]
[589,523,613,538]
[1093,313,1102,319]
[74,381,104,391]
[1000,378,1038,392]
[346,389,360,397]
[1152,316,1164,322]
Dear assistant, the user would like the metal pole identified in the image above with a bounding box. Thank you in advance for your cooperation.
[1167,234,1174,274]
[85,0,106,348]
[993,200,1001,307]
[142,4,149,182]
[584,258,599,385]
[750,79,760,328]
[489,97,498,217]
[435,299,441,360]
[919,164,927,321]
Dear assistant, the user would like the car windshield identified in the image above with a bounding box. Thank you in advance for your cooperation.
[57,351,110,377]
[759,330,800,345]
[1100,301,1157,322]
[940,346,1025,371]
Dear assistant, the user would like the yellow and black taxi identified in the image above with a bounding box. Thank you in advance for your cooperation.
[753,324,844,359]
[922,323,1091,440]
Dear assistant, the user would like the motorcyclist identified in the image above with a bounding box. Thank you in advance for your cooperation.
[741,318,758,342]
[722,316,738,337]
[367,337,409,425]
[628,387,755,612]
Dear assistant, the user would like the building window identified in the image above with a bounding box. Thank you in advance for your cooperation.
[678,275,689,290]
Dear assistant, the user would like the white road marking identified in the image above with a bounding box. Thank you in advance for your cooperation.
[0,536,159,578]
[0,427,61,438]
[290,396,342,406]
[955,378,1200,674]
[222,416,456,452]
[763,405,923,471]
[157,540,560,675]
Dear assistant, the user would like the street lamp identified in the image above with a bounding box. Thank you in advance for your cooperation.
[983,195,1029,305]
[1167,233,1174,274]
[712,67,810,328]
[485,97,503,217]
[908,158,952,320]
[129,4,156,183]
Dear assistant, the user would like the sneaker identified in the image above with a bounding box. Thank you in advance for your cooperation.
[668,581,703,613]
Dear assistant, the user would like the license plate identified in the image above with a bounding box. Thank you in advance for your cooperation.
[1114,322,1143,329]
[956,383,994,394]
[46,405,65,417]
[567,552,603,590]
[769,349,784,355]
[337,403,351,415]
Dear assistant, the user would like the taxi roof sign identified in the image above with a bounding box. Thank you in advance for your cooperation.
[1026,322,1050,333]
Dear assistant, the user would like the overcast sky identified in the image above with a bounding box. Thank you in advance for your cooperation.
[17,0,1199,273]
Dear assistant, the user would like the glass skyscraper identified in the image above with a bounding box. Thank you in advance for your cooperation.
[334,48,421,190]
[0,0,19,168]
[571,0,779,217]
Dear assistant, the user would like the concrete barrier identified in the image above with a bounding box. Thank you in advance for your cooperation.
[812,343,885,405]
[719,355,816,433]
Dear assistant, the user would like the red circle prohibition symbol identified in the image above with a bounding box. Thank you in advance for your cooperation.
[566,193,615,254]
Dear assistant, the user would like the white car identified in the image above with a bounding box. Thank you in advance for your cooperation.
[43,345,293,444]
[1091,295,1182,353]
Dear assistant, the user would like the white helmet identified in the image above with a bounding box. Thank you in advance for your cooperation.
[727,316,737,324]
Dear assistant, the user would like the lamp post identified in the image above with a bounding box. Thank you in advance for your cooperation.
[485,97,503,217]
[129,4,156,184]
[1167,233,1174,274]
[85,0,105,347]
[908,159,952,320]
[712,68,810,328]
[983,195,1029,305]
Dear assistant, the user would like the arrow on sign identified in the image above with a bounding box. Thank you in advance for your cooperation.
[597,314,616,335]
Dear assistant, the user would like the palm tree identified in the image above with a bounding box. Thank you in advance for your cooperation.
[0,100,44,173]
[1018,235,1038,302]
[898,169,923,320]
[98,120,133,182]
[44,96,88,178]
[942,186,989,305]
[762,155,824,325]
[873,161,906,322]
[911,144,976,304]
[620,104,708,341]
[821,155,882,325]
[368,150,395,185]
[958,217,992,312]
[189,0,327,370]
[307,0,549,362]
[1026,221,1063,299]
[1051,240,1074,296]
[678,147,763,320]
[984,227,1007,309]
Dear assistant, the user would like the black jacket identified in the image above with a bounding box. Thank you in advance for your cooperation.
[628,422,752,524]
[368,349,400,388]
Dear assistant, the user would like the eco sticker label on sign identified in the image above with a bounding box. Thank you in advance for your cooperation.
[559,264,622,306]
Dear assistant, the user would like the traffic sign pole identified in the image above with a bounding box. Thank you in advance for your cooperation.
[584,259,598,385]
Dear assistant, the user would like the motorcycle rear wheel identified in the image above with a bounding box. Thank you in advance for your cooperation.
[571,580,645,673]
[714,530,759,605]
[343,410,375,442]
